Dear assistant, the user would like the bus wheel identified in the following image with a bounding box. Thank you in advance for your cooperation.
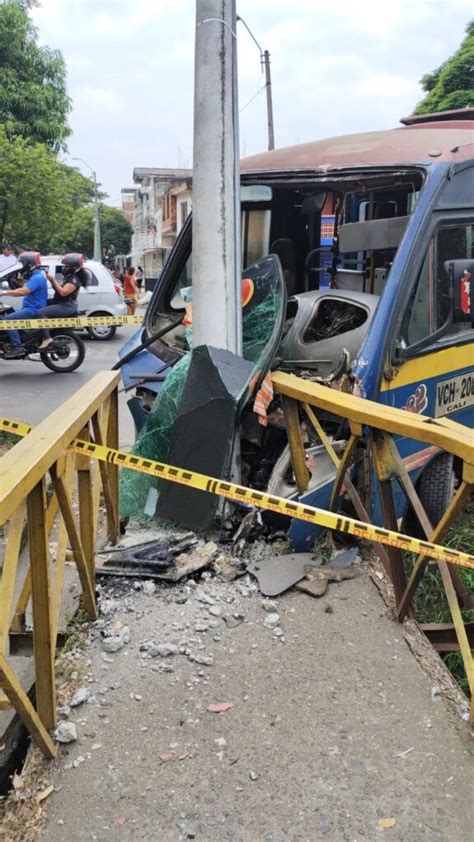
[417,452,456,530]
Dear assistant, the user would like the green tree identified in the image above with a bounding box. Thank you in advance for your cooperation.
[415,20,474,114]
[0,0,71,149]
[56,205,133,258]
[0,126,94,251]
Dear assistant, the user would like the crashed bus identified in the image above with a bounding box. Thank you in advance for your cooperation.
[118,109,474,548]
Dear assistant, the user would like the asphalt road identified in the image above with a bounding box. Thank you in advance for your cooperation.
[0,325,137,448]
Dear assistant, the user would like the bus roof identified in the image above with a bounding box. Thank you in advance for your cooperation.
[241,113,474,174]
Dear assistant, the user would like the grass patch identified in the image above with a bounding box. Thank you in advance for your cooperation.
[405,498,474,695]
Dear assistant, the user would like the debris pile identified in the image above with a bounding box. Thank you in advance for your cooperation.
[98,532,243,583]
[98,522,361,601]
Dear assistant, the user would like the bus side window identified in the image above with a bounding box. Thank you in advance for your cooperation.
[401,220,473,347]
[241,209,271,268]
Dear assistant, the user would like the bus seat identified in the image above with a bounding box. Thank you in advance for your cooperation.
[270,239,296,296]
[334,269,365,292]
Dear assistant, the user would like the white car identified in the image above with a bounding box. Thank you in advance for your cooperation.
[0,256,127,341]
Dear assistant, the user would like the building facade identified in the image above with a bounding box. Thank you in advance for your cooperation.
[122,168,192,284]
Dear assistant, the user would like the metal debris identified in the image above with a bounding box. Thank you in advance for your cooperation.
[247,552,321,596]
[98,534,220,582]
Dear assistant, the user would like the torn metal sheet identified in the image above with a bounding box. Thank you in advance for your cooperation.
[246,552,321,596]
[330,547,359,568]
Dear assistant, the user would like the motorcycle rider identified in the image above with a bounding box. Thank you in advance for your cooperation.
[36,253,86,350]
[0,252,48,358]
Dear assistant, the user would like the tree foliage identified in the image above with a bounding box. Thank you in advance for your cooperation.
[0,126,94,252]
[0,1,71,149]
[56,205,133,258]
[415,20,474,114]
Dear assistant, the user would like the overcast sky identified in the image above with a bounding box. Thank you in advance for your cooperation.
[32,0,472,204]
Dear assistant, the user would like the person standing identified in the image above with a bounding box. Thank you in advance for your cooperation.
[135,265,144,294]
[0,244,18,272]
[124,266,138,313]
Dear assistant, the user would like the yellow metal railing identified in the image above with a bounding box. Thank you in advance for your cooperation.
[272,371,474,721]
[0,371,120,757]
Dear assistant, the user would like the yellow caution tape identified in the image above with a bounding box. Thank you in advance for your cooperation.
[1,415,473,572]
[0,315,143,329]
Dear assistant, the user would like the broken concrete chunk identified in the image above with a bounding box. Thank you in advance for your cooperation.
[70,687,90,708]
[295,578,329,598]
[142,580,156,596]
[195,621,209,632]
[149,642,179,658]
[261,600,278,612]
[101,636,125,653]
[223,614,244,629]
[54,721,77,744]
[174,541,219,580]
[195,589,215,606]
[304,566,361,582]
[189,653,214,666]
[212,553,242,582]
[101,625,130,653]
[263,612,280,629]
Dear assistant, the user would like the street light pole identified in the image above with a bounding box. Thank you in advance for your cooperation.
[263,50,275,151]
[72,157,102,261]
[236,16,275,151]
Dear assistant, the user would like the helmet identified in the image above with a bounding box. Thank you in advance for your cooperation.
[61,253,84,277]
[18,251,41,278]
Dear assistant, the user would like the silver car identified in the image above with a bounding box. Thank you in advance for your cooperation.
[2,256,127,341]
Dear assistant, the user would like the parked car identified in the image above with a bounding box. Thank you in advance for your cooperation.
[3,256,127,341]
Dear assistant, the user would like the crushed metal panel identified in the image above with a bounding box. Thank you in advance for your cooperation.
[156,346,255,530]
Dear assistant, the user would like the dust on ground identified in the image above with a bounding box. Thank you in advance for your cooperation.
[28,552,473,842]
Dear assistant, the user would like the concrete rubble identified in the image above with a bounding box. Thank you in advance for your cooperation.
[38,532,473,841]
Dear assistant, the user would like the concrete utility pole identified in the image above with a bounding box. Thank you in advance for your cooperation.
[263,50,275,151]
[192,0,242,354]
[236,16,275,151]
[72,157,102,262]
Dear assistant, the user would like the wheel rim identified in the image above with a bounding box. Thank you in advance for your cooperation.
[44,336,80,369]
[91,325,112,337]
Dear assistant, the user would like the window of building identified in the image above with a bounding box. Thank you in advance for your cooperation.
[180,201,189,228]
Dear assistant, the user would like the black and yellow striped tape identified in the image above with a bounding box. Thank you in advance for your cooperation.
[0,315,143,329]
[1,415,473,572]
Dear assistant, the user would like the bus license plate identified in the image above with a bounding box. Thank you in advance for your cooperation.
[435,372,474,417]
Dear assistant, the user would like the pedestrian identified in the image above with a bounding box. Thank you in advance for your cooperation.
[135,265,144,293]
[124,266,138,314]
[0,243,18,272]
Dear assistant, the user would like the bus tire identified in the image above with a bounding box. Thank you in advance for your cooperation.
[417,452,456,530]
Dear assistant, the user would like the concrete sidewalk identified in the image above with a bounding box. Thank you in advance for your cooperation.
[39,569,472,842]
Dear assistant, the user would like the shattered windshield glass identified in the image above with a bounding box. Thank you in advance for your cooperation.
[120,256,285,521]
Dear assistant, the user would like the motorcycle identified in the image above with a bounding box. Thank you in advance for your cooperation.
[0,306,86,373]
